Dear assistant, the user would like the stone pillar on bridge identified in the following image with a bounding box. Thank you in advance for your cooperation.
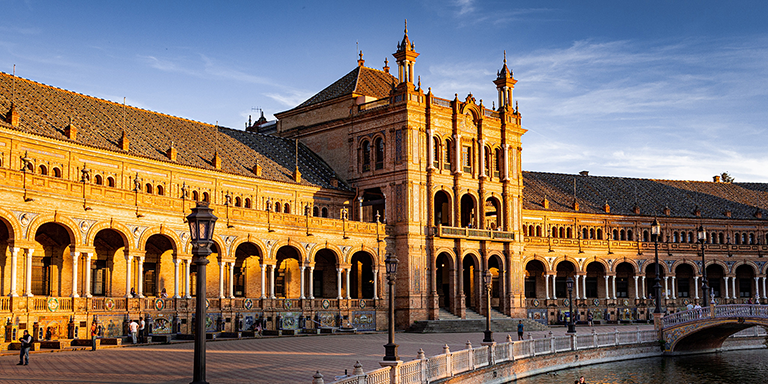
[694,276,699,301]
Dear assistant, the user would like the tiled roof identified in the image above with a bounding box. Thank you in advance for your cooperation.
[0,72,350,191]
[296,66,396,108]
[523,171,768,220]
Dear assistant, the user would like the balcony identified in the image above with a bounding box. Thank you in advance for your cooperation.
[435,225,516,242]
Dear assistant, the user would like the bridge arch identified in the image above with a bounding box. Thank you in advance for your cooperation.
[662,305,768,353]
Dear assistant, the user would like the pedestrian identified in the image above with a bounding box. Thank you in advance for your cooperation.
[587,311,593,327]
[130,287,136,298]
[139,317,146,343]
[90,322,98,351]
[579,376,586,383]
[18,330,32,365]
[517,320,524,340]
[129,319,139,344]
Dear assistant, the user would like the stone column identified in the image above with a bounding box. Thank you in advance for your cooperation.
[173,259,181,298]
[582,275,587,299]
[545,274,550,300]
[551,275,557,300]
[124,254,133,298]
[336,268,343,299]
[671,276,677,299]
[755,277,761,301]
[309,266,315,299]
[8,247,19,297]
[71,251,80,298]
[269,265,276,299]
[633,276,639,299]
[373,268,379,300]
[346,268,351,299]
[694,276,699,300]
[84,252,93,298]
[762,277,767,304]
[137,256,145,298]
[229,262,235,298]
[260,262,266,299]
[218,260,225,299]
[574,275,580,299]
[185,259,192,298]
[612,276,617,299]
[724,276,730,299]
[604,276,610,300]
[24,248,34,297]
[300,266,306,299]
[663,276,669,299]
[502,144,509,181]
[732,276,737,301]
[641,276,647,299]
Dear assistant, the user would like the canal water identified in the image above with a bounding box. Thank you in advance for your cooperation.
[513,348,768,383]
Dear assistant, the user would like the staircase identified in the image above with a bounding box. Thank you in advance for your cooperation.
[407,308,548,333]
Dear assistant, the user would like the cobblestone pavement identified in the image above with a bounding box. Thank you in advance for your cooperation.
[0,324,655,384]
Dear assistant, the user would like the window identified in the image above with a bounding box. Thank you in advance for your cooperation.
[202,192,209,202]
[494,148,501,178]
[462,145,472,173]
[484,146,492,176]
[275,202,282,213]
[740,278,751,298]
[444,139,453,170]
[38,165,47,175]
[525,277,536,298]
[235,197,242,207]
[374,137,384,170]
[244,198,252,208]
[94,174,103,185]
[313,206,319,217]
[192,191,199,201]
[284,203,290,214]
[678,278,689,298]
[361,140,371,172]
[432,137,440,168]
[52,167,62,178]
[107,177,115,187]
[156,185,164,196]
[322,207,328,217]
[145,183,153,194]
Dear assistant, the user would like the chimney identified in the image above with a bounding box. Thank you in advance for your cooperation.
[167,142,177,161]
[212,151,221,170]
[579,170,589,176]
[542,197,549,209]
[663,206,671,216]
[632,203,640,215]
[603,202,610,213]
[6,103,19,126]
[121,131,130,151]
[713,175,720,183]
[573,200,579,211]
[724,210,732,218]
[293,166,302,183]
[65,118,78,140]
[252,160,262,177]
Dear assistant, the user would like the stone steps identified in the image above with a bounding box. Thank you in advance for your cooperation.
[408,309,547,333]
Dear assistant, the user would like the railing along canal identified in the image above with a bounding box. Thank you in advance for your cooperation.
[324,328,658,384]
[661,304,768,330]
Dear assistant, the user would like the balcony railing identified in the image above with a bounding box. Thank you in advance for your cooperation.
[435,225,515,242]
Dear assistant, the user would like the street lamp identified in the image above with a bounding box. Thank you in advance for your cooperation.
[698,225,709,308]
[383,253,399,361]
[651,218,662,314]
[187,201,218,384]
[566,277,575,334]
[482,269,493,343]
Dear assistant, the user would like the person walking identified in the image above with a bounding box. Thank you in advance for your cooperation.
[129,319,139,344]
[18,330,32,365]
[587,311,593,327]
[90,322,98,351]
[138,317,146,343]
[517,320,524,340]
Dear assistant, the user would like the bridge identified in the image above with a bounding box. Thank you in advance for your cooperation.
[660,304,768,353]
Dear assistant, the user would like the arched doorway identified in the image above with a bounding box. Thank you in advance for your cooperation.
[585,262,605,298]
[488,255,503,310]
[706,264,725,299]
[0,219,12,296]
[143,234,175,297]
[462,254,479,311]
[234,242,262,297]
[615,262,634,298]
[675,264,694,301]
[735,264,755,301]
[460,195,476,228]
[349,251,374,299]
[484,197,501,230]
[524,260,545,299]
[313,249,338,298]
[645,262,665,299]
[275,246,301,298]
[190,243,220,297]
[93,229,127,297]
[34,223,74,297]
[555,261,576,299]
[435,252,454,309]
[434,190,452,226]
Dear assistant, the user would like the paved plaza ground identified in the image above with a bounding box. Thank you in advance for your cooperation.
[0,324,654,384]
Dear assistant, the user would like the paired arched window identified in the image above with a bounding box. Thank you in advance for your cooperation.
[361,140,371,172]
[244,198,252,208]
[107,177,115,187]
[235,197,242,207]
[494,148,502,178]
[374,137,384,170]
[38,165,48,175]
[312,206,319,217]
[275,202,282,212]
[432,137,440,168]
[192,191,199,201]
[156,185,164,196]
[94,174,103,185]
[444,139,453,170]
[284,203,291,214]
[145,183,153,194]
[484,146,492,176]
[52,167,62,178]
[202,192,210,202]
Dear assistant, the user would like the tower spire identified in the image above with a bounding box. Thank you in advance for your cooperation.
[493,50,517,109]
[393,19,419,87]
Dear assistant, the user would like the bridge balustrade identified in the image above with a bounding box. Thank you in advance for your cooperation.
[662,305,768,330]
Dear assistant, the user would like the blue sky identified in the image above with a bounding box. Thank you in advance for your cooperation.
[2,0,767,181]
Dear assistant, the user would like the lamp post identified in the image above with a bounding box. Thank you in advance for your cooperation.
[566,277,575,334]
[698,225,709,308]
[383,253,399,361]
[651,218,662,314]
[483,269,493,343]
[187,202,217,384]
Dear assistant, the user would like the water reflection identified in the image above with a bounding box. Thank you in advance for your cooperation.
[513,349,768,383]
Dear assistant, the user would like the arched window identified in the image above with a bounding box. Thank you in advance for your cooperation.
[432,137,440,168]
[444,139,453,170]
[244,198,252,208]
[484,146,492,176]
[566,227,572,238]
[145,183,153,194]
[202,192,209,202]
[156,185,164,196]
[559,227,565,238]
[94,174,103,185]
[742,233,748,244]
[322,207,328,217]
[284,203,291,214]
[235,197,242,207]
[582,228,588,239]
[494,148,501,178]
[735,233,741,245]
[620,230,626,241]
[613,229,619,240]
[643,230,650,242]
[528,225,535,237]
[596,228,603,240]
[374,137,384,170]
[550,226,558,238]
[719,233,725,244]
[361,140,371,172]
[52,167,62,178]
[313,206,319,217]
[750,233,755,245]
[192,191,199,201]
[275,202,282,213]
[627,230,633,241]
[38,165,47,175]
[107,176,115,187]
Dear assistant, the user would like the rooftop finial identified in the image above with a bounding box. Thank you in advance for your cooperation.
[404,19,408,35]
[504,50,507,64]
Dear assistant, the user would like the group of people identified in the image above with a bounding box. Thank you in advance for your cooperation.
[128,317,147,344]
